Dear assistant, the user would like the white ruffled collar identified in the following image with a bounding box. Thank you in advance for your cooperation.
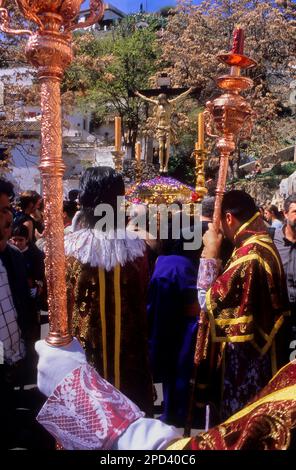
[64,228,146,271]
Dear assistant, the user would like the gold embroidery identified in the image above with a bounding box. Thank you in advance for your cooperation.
[225,384,296,424]
[223,254,272,277]
[79,301,87,313]
[242,236,282,275]
[166,438,192,450]
[114,264,121,390]
[268,360,296,385]
[215,315,253,326]
[98,268,108,380]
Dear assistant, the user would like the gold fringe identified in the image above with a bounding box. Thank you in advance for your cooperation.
[114,264,121,389]
[166,438,192,450]
[99,268,108,380]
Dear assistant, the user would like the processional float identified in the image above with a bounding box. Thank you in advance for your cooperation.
[124,109,208,205]
[185,27,257,436]
[0,0,105,346]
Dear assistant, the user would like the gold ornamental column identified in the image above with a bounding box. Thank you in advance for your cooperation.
[0,1,104,346]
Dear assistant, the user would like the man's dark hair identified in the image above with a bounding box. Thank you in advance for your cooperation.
[201,196,215,219]
[68,189,80,202]
[221,190,258,223]
[79,167,125,229]
[18,190,40,211]
[12,224,29,239]
[0,178,15,201]
[284,194,296,213]
[63,200,77,220]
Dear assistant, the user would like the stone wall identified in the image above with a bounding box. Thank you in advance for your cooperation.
[233,177,282,206]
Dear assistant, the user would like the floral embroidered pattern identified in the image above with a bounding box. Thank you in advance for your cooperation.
[197,258,221,290]
[37,364,144,450]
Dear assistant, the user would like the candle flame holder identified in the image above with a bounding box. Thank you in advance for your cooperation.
[111,149,124,173]
[0,0,104,346]
[204,47,257,231]
[191,148,208,203]
[135,160,142,184]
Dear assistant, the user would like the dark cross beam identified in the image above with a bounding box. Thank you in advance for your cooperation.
[129,86,201,98]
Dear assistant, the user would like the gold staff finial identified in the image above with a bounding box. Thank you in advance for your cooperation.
[112,116,124,172]
[204,27,257,231]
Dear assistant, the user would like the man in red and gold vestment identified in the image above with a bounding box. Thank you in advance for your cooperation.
[197,190,290,419]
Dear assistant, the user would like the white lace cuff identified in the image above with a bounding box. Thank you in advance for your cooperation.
[197,258,221,290]
[37,364,144,450]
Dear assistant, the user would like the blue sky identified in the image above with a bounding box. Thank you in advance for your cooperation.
[82,1,201,14]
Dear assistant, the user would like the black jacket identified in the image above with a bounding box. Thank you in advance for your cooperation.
[0,244,32,337]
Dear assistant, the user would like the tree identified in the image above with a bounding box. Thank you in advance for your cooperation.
[63,15,161,158]
[0,3,40,173]
[159,0,295,172]
[275,0,296,24]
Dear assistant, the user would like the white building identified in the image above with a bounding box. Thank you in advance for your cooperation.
[0,4,127,196]
[78,3,126,31]
[0,66,118,196]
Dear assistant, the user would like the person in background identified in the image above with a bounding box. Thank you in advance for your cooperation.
[0,178,14,210]
[68,190,82,233]
[264,204,283,229]
[274,194,296,352]
[31,193,44,239]
[0,208,26,448]
[10,224,45,382]
[14,191,40,242]
[1,210,40,385]
[10,224,46,309]
[147,218,201,427]
[68,189,80,204]
[63,200,78,235]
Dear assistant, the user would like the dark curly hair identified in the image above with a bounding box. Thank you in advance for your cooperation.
[79,167,125,229]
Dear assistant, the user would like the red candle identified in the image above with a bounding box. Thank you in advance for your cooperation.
[231,27,244,55]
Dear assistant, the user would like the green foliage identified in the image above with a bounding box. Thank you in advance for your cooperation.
[168,133,196,185]
[63,16,161,151]
[279,162,296,176]
[257,162,296,178]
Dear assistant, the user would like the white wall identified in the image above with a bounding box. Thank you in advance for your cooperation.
[7,140,41,194]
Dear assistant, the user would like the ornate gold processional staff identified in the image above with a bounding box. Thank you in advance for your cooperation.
[0,0,105,346]
[185,27,257,437]
[205,26,257,231]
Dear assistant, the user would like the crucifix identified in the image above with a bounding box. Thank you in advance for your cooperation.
[134,74,197,173]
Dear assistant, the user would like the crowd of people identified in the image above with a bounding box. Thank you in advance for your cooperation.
[1,168,296,450]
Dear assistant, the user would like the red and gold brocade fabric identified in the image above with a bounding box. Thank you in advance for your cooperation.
[206,213,290,357]
[66,254,154,416]
[168,360,296,450]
